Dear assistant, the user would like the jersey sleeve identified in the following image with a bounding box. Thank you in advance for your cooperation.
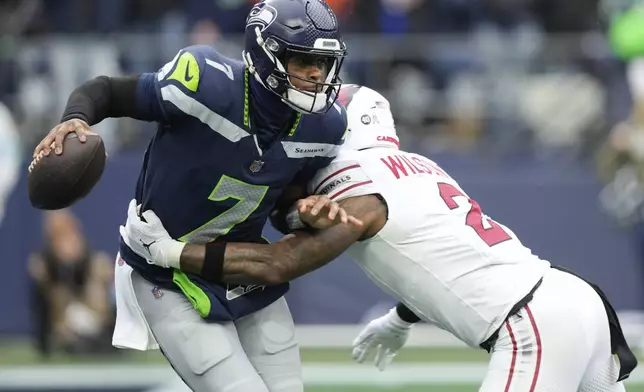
[308,155,378,201]
[135,45,232,124]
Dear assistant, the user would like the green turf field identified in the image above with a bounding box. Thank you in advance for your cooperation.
[0,339,486,365]
[307,387,478,392]
[1,340,642,391]
[308,387,644,392]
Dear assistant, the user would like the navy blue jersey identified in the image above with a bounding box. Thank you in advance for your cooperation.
[118,45,347,322]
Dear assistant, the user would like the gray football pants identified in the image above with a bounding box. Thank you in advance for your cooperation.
[131,271,303,392]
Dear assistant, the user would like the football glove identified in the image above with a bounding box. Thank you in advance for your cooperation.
[119,199,185,269]
[352,307,413,371]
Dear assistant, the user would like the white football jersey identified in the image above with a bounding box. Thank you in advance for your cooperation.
[308,148,551,348]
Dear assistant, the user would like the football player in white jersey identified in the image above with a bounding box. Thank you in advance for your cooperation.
[121,85,637,391]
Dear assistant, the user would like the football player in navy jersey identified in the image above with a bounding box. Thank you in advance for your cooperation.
[32,1,351,391]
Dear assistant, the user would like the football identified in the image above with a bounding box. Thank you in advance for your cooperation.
[28,133,106,210]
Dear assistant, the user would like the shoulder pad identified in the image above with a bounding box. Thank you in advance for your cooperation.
[157,45,244,115]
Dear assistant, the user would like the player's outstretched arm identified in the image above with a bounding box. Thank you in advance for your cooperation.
[180,194,385,285]
[119,195,385,285]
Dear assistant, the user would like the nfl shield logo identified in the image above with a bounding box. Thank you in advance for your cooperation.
[151,286,164,299]
[249,160,264,173]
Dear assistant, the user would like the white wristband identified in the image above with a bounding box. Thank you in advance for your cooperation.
[387,308,414,329]
[163,240,186,269]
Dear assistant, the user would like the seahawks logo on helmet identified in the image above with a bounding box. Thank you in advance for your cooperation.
[247,3,278,32]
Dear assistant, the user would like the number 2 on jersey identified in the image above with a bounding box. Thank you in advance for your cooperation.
[437,183,511,247]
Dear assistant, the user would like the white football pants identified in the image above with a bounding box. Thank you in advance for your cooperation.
[131,270,303,392]
[480,267,625,392]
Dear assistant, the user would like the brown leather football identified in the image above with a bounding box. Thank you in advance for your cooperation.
[28,133,106,210]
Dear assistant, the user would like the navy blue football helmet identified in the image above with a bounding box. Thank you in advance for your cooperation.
[242,0,348,114]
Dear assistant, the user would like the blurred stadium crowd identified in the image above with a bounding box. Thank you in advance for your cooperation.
[0,0,639,156]
[2,0,644,362]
